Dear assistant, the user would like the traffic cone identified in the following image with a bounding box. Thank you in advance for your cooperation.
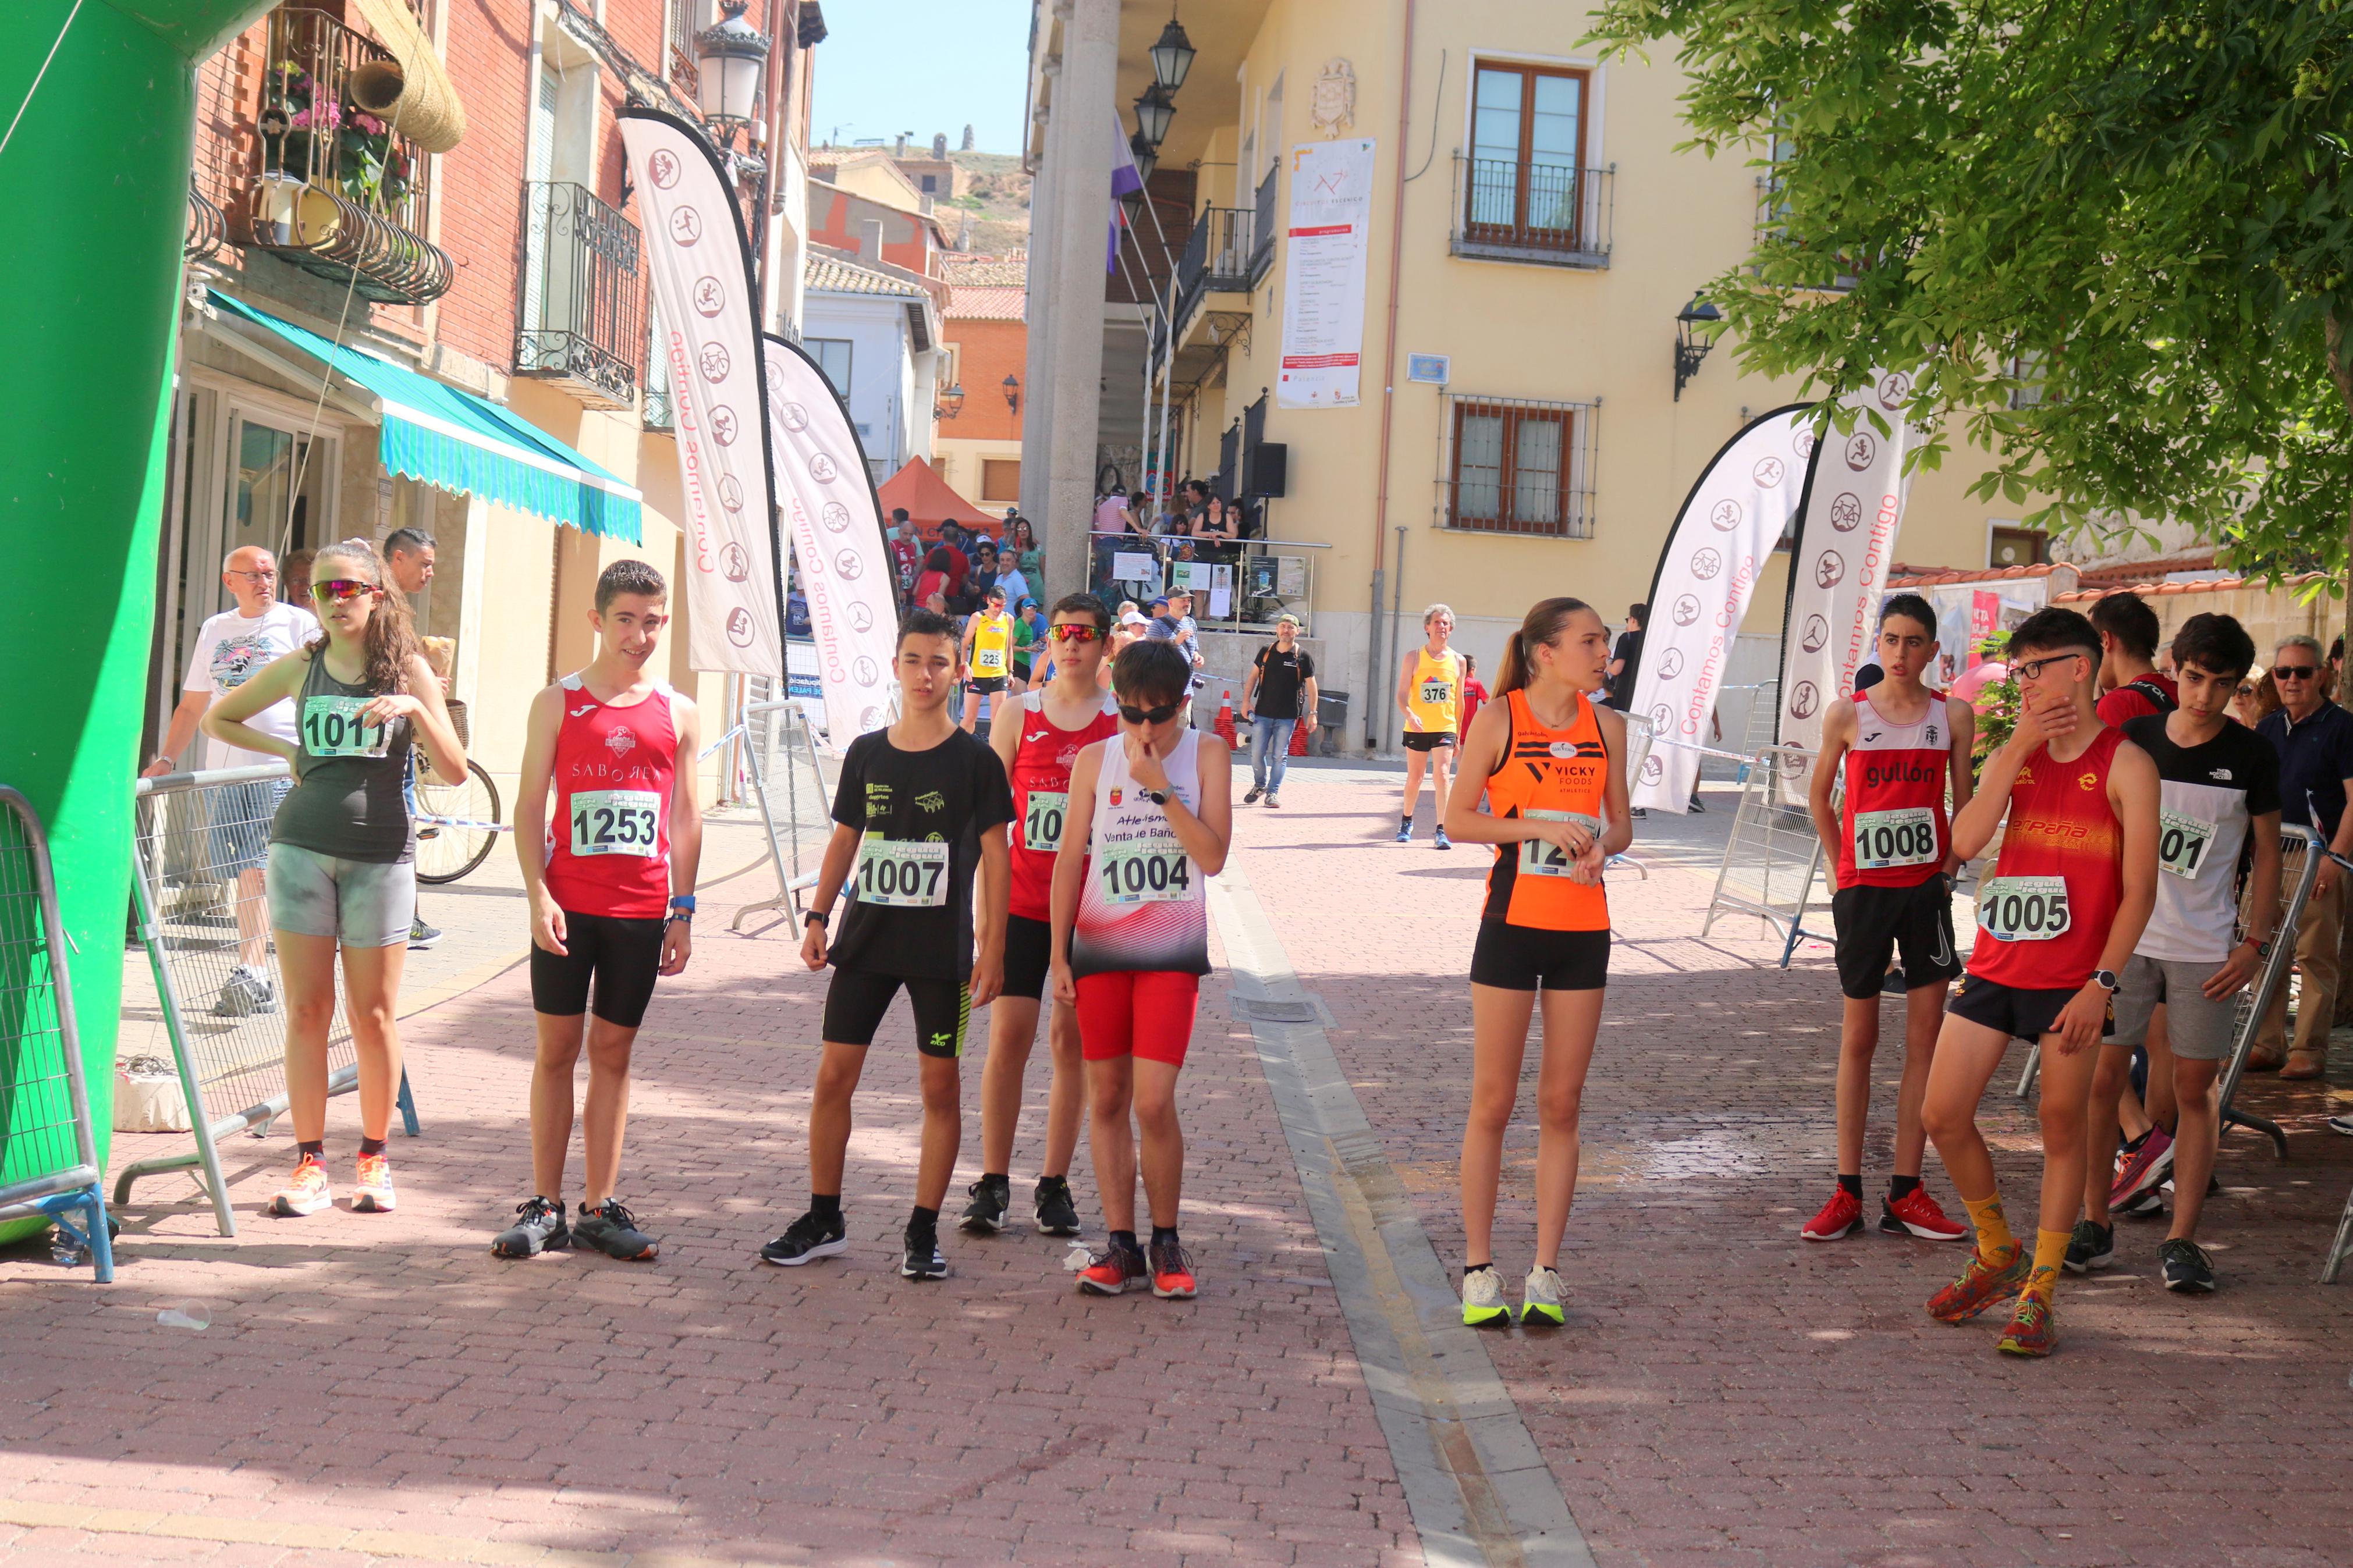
[1289,716,1312,756]
[1213,685,1239,748]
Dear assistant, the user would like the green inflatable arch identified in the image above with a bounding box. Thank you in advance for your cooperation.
[0,1,274,1242]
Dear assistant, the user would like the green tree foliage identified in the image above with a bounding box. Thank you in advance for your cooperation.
[1587,0,2353,635]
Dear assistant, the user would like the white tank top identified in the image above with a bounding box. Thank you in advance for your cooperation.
[1070,728,1209,978]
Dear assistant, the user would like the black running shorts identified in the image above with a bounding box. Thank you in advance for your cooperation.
[530,911,666,1027]
[1830,878,1962,1000]
[1000,912,1054,1002]
[1468,922,1610,992]
[822,966,972,1057]
[1946,972,2092,1043]
[1403,731,1457,753]
[967,675,1008,695]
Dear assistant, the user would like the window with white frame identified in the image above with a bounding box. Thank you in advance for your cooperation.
[808,337,853,399]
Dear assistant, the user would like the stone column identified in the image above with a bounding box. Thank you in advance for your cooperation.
[1039,0,1117,600]
[1018,54,1061,532]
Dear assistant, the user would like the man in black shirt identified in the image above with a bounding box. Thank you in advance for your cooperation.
[1606,603,1645,711]
[761,609,1014,1279]
[2253,633,2353,1076]
[1241,612,1318,806]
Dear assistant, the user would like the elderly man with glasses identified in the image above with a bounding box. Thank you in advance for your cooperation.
[2252,634,2353,1078]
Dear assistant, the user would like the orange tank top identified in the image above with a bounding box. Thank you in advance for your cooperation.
[1481,689,1610,931]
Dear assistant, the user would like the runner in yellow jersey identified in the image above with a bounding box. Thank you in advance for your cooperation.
[960,585,1015,737]
[1395,603,1465,849]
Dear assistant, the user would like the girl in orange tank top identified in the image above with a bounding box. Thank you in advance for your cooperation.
[1439,598,1632,1328]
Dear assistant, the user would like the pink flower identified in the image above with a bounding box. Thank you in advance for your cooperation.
[349,110,385,136]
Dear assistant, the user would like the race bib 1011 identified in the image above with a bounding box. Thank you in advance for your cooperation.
[301,694,389,759]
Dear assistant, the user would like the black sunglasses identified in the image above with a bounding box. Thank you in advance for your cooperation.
[1119,700,1183,725]
[2275,664,2319,680]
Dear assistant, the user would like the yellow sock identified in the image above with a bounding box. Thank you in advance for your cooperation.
[1961,1192,2015,1261]
[2024,1228,2069,1303]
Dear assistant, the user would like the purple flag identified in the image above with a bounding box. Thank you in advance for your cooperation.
[1109,119,1144,273]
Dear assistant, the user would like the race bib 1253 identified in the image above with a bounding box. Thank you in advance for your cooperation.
[570,788,661,858]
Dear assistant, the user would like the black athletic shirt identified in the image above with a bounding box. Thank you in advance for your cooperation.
[827,726,1014,983]
[1252,645,1315,720]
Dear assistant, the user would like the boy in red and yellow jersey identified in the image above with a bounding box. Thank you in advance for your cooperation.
[1921,607,2158,1356]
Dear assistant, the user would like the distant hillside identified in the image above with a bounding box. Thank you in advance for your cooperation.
[947,151,1030,257]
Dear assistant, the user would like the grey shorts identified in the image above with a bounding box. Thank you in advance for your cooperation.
[2106,953,2241,1061]
[208,778,292,876]
[265,842,416,949]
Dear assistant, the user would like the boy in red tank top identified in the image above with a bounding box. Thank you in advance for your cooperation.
[1919,608,2157,1357]
[495,561,702,1263]
[1802,594,1977,1245]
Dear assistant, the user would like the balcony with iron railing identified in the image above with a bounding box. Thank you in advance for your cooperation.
[1450,155,1613,269]
[246,8,453,305]
[1171,205,1257,338]
[516,182,645,410]
[1250,166,1277,287]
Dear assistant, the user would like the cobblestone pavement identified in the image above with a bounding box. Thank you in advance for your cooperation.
[1244,765,2353,1568]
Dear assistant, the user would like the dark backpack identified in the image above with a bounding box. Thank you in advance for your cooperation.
[2121,675,2177,714]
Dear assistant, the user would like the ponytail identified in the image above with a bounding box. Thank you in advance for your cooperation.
[1495,596,1594,697]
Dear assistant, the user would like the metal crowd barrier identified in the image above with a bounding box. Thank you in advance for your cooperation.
[704,699,836,932]
[1700,741,1832,966]
[0,787,113,1281]
[115,763,417,1237]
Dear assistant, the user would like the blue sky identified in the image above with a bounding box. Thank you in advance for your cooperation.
[808,0,1032,156]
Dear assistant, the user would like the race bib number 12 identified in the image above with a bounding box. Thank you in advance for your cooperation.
[1519,809,1604,878]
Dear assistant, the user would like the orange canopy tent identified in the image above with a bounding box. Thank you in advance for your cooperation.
[876,456,1000,543]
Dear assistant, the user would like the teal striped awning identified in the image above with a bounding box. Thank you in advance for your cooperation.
[209,291,643,543]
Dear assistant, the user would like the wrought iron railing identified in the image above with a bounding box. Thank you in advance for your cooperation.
[1172,205,1255,333]
[516,181,645,410]
[1250,167,1277,286]
[1450,155,1613,268]
[246,8,452,304]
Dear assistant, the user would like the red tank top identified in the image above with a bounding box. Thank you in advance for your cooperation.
[1837,688,1953,889]
[1007,687,1120,922]
[542,673,679,920]
[1966,726,2124,991]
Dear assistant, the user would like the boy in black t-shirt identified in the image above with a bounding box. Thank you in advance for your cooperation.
[761,610,1014,1280]
[1241,611,1318,805]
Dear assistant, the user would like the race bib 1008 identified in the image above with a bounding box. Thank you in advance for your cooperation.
[301,694,389,759]
[1854,806,1939,871]
[1023,790,1068,854]
[854,835,948,907]
[1098,838,1193,905]
[1976,875,2071,942]
[1519,809,1604,878]
[570,788,661,858]
[2157,808,2219,880]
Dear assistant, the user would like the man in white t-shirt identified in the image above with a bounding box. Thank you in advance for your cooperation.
[145,545,320,1015]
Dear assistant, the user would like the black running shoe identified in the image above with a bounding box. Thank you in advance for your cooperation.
[760,1209,848,1267]
[2063,1218,2113,1274]
[491,1196,570,1258]
[574,1199,658,1261]
[901,1225,947,1280]
[2159,1236,2217,1293]
[960,1174,1010,1233]
[1033,1176,1081,1236]
[1243,784,1264,805]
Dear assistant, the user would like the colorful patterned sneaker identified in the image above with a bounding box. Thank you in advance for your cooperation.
[2159,1236,2217,1293]
[1996,1292,2057,1357]
[1461,1267,1509,1328]
[269,1155,332,1218]
[2062,1219,2113,1274]
[1520,1265,1566,1327]
[491,1196,570,1258]
[1149,1239,1198,1299]
[1077,1238,1149,1295]
[1880,1186,1968,1240]
[1926,1245,2029,1323]
[1801,1186,1864,1241]
[1032,1177,1082,1237]
[575,1200,658,1261]
[352,1151,397,1213]
[2110,1128,2175,1206]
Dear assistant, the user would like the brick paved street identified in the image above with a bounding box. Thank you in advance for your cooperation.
[6,765,2353,1566]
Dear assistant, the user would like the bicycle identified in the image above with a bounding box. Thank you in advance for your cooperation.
[412,697,505,884]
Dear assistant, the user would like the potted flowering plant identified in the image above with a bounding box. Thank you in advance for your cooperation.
[274,63,413,208]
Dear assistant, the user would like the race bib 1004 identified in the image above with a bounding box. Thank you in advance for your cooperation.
[301,694,389,759]
[1023,790,1068,854]
[1854,806,1939,871]
[1519,809,1604,878]
[1098,838,1193,905]
[1976,875,2071,942]
[570,788,661,858]
[854,835,948,907]
[2157,808,2219,880]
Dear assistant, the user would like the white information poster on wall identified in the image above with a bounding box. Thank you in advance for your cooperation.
[1277,138,1376,409]
[1209,563,1233,620]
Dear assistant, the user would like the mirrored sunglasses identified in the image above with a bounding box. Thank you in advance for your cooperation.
[311,579,381,603]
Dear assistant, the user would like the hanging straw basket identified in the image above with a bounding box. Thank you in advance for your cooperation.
[348,0,467,155]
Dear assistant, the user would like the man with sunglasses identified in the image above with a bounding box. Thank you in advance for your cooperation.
[1918,607,2157,1357]
[963,594,1121,1238]
[2253,634,2353,1078]
[145,544,320,1016]
[960,584,1016,736]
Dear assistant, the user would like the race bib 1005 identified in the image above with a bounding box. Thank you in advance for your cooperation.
[854,835,948,907]
[1519,809,1604,878]
[301,694,389,759]
[570,788,661,858]
[1854,806,1939,871]
[1976,875,2071,942]
[1023,790,1068,854]
[1098,838,1193,905]
[2157,808,2219,880]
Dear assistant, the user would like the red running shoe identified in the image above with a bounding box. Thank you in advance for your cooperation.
[1880,1186,1967,1240]
[1926,1245,2029,1323]
[1076,1238,1149,1295]
[2110,1128,2175,1207]
[1149,1238,1197,1299]
[1801,1186,1864,1241]
[1996,1292,2056,1357]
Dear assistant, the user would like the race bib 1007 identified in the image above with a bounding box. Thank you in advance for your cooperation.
[1519,809,1604,879]
[1854,806,1939,871]
[301,694,389,759]
[2157,808,2219,880]
[1098,838,1193,905]
[1976,875,2071,942]
[854,835,948,907]
[1023,790,1068,854]
[570,788,661,858]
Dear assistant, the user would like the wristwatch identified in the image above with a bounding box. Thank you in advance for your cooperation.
[2092,969,2121,993]
[804,908,830,927]
[1138,786,1169,806]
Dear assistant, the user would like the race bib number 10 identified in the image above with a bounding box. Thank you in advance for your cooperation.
[1976,875,2071,942]
[855,835,948,907]
[1023,790,1067,853]
[1519,809,1604,878]
[301,695,389,759]
[570,789,661,857]
[1853,806,1939,871]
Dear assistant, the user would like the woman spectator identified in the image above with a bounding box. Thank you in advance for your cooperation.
[1007,514,1044,582]
[2234,664,2281,728]
[1195,495,1240,546]
[913,545,956,614]
[968,539,1005,609]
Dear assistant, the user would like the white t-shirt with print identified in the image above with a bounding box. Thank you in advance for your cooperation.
[186,601,321,769]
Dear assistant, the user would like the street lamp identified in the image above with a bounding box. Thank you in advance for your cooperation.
[1149,6,1197,94]
[1133,82,1176,148]
[695,0,770,138]
[1673,293,1723,401]
[1001,374,1021,414]
[1129,130,1158,186]
[935,383,966,420]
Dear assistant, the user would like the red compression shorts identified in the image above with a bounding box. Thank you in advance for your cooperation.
[1074,970,1199,1066]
